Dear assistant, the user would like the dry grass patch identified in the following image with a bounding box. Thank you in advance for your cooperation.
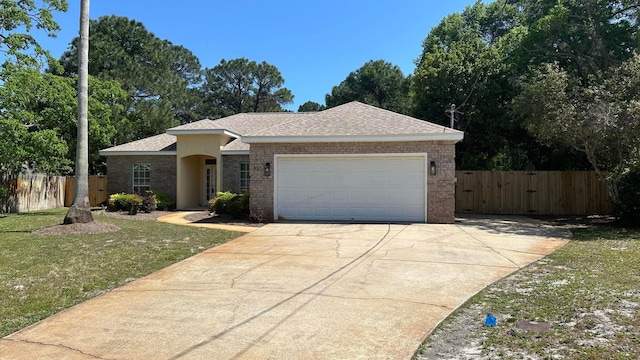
[415,223,640,360]
[0,208,243,337]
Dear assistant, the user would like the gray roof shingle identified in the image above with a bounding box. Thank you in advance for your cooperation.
[101,102,463,153]
[221,139,250,152]
[243,101,460,138]
[100,133,176,154]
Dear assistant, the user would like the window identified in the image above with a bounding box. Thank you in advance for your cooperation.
[239,162,250,192]
[132,163,150,194]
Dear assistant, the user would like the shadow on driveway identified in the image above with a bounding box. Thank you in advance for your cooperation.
[0,217,569,359]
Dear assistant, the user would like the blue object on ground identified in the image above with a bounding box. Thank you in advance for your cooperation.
[485,313,497,326]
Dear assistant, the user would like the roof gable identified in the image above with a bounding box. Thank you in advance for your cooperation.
[242,101,464,142]
[100,102,463,154]
[99,133,176,155]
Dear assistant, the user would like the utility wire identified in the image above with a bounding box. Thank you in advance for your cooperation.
[450,0,511,121]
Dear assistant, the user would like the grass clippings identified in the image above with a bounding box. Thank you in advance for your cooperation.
[415,223,640,360]
[0,208,243,337]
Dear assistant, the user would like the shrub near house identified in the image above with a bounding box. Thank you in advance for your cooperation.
[208,191,250,219]
[107,190,174,215]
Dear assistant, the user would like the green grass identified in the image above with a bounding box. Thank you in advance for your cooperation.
[420,224,640,359]
[0,208,243,337]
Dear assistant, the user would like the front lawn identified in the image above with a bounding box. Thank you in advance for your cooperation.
[0,208,242,337]
[416,223,640,359]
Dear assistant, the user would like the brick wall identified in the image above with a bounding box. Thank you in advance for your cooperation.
[249,141,458,224]
[222,155,249,193]
[106,155,177,203]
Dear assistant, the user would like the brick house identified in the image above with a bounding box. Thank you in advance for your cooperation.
[99,102,464,223]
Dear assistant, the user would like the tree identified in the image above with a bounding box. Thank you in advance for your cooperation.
[0,116,69,177]
[514,56,640,220]
[64,0,91,224]
[200,58,293,118]
[0,0,68,69]
[297,101,326,112]
[411,0,591,170]
[516,0,640,81]
[325,60,411,114]
[0,68,127,174]
[57,16,203,139]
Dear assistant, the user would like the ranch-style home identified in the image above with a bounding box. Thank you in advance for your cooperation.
[99,101,464,223]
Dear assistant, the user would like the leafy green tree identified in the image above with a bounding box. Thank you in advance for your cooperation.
[412,0,590,170]
[515,56,640,220]
[0,117,69,177]
[297,101,326,112]
[57,15,203,139]
[325,60,411,114]
[0,0,68,69]
[200,58,293,118]
[516,0,640,80]
[0,69,127,174]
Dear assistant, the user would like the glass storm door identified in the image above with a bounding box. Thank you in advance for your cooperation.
[203,164,216,205]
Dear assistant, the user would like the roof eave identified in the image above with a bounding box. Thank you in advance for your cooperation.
[242,133,464,143]
[221,150,250,155]
[165,129,241,138]
[99,151,177,156]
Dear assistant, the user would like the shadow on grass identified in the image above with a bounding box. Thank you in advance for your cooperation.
[571,225,640,242]
[14,211,61,217]
[0,230,32,234]
[455,214,571,239]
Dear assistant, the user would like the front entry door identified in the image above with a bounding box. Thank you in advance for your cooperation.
[203,163,217,206]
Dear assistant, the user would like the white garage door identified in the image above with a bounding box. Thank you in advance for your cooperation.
[275,155,426,222]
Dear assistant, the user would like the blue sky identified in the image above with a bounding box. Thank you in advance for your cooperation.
[36,0,479,111]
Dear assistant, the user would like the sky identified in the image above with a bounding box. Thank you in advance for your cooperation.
[34,0,480,111]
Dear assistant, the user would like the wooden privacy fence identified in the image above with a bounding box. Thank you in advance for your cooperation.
[64,175,108,207]
[0,174,108,213]
[455,171,613,215]
[1,174,66,213]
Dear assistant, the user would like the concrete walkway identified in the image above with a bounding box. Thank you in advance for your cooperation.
[0,217,569,359]
[156,212,259,233]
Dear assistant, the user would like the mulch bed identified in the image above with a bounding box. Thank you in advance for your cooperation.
[33,221,121,235]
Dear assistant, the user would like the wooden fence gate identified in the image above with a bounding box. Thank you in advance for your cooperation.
[64,176,108,207]
[455,171,612,215]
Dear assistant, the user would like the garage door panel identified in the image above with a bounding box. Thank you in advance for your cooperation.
[276,156,426,222]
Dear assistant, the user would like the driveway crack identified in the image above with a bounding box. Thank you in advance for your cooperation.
[230,255,283,289]
[2,338,111,359]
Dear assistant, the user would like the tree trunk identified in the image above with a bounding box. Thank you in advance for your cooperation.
[64,0,93,225]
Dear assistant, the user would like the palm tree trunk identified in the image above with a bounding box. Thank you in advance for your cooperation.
[64,0,93,224]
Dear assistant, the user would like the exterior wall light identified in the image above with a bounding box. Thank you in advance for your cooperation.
[430,161,437,176]
[264,162,271,177]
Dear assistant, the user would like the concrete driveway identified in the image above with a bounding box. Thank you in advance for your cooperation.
[0,217,569,359]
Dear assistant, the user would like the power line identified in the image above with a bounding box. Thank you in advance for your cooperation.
[451,0,511,118]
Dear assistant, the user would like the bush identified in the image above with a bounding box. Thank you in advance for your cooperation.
[141,191,157,213]
[125,194,143,215]
[108,193,143,214]
[228,192,250,219]
[108,193,128,211]
[209,191,237,214]
[209,191,250,219]
[616,169,640,226]
[149,190,174,210]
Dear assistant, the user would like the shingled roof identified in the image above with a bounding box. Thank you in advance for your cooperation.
[100,102,463,155]
[99,133,176,155]
[242,101,462,142]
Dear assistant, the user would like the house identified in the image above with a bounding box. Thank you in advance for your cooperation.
[99,101,464,223]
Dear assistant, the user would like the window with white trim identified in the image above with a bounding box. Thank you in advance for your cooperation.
[132,163,151,194]
[239,162,250,192]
